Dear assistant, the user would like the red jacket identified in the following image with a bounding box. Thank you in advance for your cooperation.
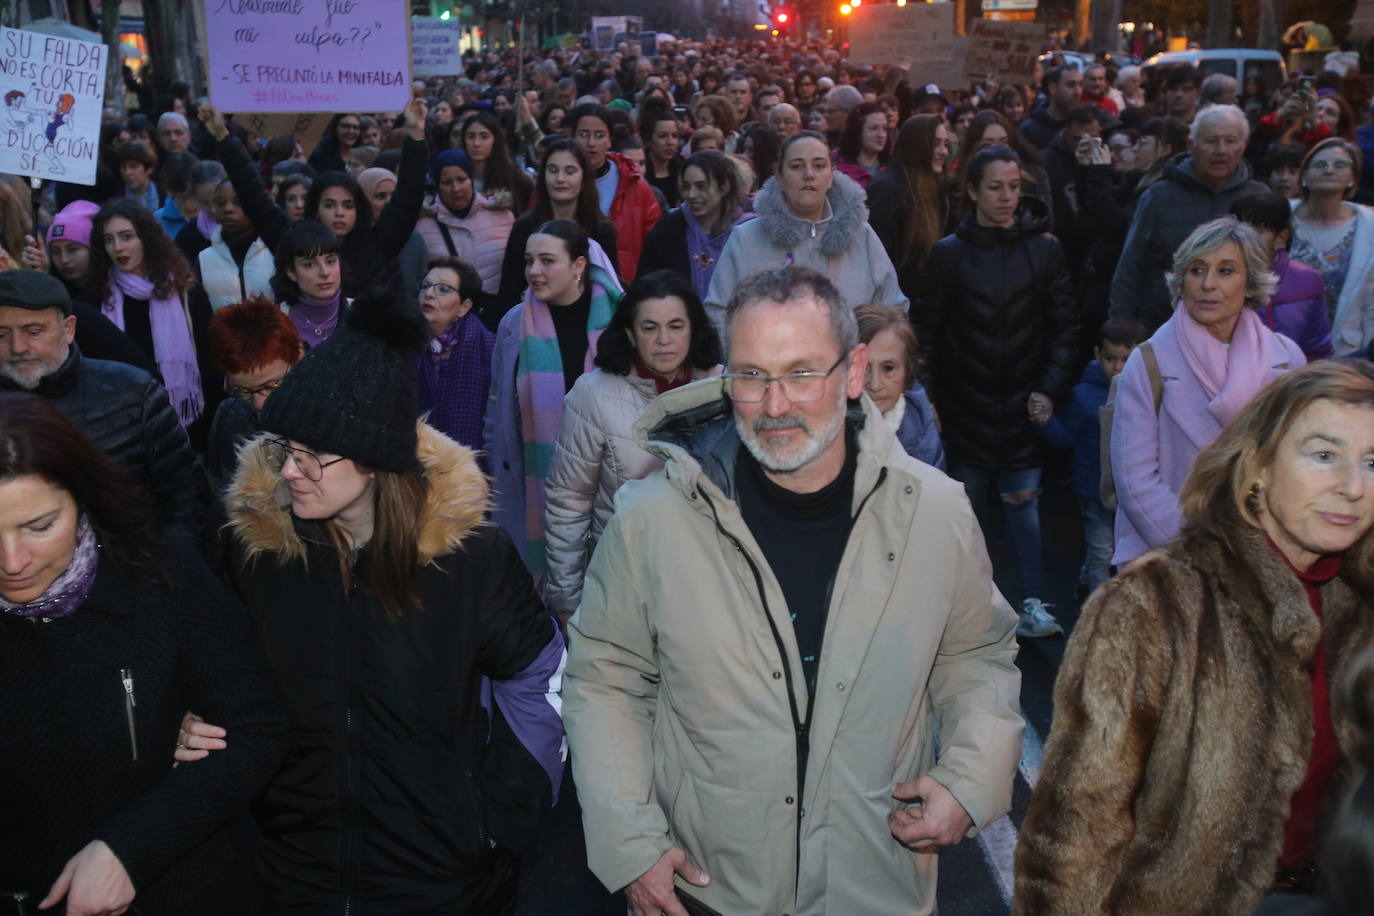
[605,151,660,282]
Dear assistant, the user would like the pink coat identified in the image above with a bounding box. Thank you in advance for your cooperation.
[415,195,515,294]
[1110,312,1305,565]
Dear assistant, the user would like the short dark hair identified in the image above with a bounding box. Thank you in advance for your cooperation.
[1265,141,1309,173]
[271,220,343,301]
[1066,104,1102,128]
[1044,65,1074,90]
[594,270,721,375]
[1139,116,1187,154]
[1165,65,1202,90]
[532,218,590,263]
[305,172,372,237]
[159,152,199,196]
[1099,316,1148,349]
[967,145,1020,189]
[568,102,613,135]
[1230,191,1293,236]
[113,141,157,169]
[424,255,483,305]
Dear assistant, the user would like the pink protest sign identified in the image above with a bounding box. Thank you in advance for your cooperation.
[205,0,410,112]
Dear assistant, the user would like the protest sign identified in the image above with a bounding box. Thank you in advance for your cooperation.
[0,26,104,185]
[965,19,1043,83]
[911,38,970,91]
[411,17,460,77]
[847,4,955,68]
[205,0,410,112]
[227,111,330,152]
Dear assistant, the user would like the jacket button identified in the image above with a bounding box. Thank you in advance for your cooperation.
[502,461,511,470]
[785,796,794,805]
[887,552,895,562]
[836,682,845,691]
[772,671,782,680]
[905,485,913,494]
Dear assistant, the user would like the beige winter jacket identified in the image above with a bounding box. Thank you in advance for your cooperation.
[562,380,1023,915]
[543,366,719,617]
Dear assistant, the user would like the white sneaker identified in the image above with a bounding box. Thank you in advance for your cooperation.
[1018,598,1062,638]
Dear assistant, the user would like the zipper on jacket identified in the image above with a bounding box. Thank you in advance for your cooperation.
[120,668,138,762]
[341,577,363,916]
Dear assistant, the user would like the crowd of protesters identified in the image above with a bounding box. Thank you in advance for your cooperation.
[1,26,1374,916]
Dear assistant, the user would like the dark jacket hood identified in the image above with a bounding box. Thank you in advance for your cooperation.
[1163,153,1257,194]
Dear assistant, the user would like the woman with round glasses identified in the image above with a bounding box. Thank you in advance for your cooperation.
[416,256,495,454]
[1289,138,1374,354]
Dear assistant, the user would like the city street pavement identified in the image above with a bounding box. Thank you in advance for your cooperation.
[516,478,1089,916]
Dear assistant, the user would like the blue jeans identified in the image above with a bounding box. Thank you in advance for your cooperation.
[1080,496,1114,593]
[949,464,1042,603]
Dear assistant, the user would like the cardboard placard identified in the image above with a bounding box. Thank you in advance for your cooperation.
[228,111,330,153]
[0,26,105,185]
[411,17,461,77]
[847,4,956,67]
[205,0,410,112]
[911,38,969,91]
[965,19,1043,83]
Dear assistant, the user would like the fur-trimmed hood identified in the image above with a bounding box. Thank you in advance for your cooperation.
[225,421,490,566]
[751,169,870,258]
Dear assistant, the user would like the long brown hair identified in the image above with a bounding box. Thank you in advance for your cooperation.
[891,115,946,269]
[90,199,196,301]
[1180,360,1374,580]
[324,463,428,620]
[532,138,602,231]
[0,392,160,575]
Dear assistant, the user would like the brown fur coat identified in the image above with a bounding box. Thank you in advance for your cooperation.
[1014,526,1374,914]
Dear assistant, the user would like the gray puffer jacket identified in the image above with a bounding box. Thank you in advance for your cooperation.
[543,366,719,616]
[704,171,907,331]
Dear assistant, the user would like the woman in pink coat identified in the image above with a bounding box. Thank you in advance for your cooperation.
[1112,217,1306,566]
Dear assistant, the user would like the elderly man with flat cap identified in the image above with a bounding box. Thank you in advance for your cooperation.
[0,270,209,536]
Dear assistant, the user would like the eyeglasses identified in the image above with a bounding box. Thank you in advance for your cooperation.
[229,375,286,402]
[1308,159,1354,172]
[722,355,847,403]
[418,281,460,296]
[264,438,348,481]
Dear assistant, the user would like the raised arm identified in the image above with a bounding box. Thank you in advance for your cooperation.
[202,103,289,252]
[372,98,430,259]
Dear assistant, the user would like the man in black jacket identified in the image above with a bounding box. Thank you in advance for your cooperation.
[0,271,210,536]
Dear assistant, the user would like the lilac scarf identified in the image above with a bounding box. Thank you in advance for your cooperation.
[103,270,203,426]
[682,206,750,300]
[196,209,219,241]
[287,289,344,345]
[0,515,97,620]
[1174,301,1274,427]
[417,310,494,453]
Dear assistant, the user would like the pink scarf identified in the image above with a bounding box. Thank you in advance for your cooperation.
[103,270,203,426]
[1174,301,1273,427]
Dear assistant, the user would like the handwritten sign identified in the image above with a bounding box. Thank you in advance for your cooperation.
[205,0,410,113]
[411,17,460,77]
[911,39,970,92]
[965,19,1043,83]
[847,4,955,68]
[228,111,329,153]
[0,27,104,185]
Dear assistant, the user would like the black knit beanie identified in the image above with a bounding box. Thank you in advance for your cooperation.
[260,269,429,472]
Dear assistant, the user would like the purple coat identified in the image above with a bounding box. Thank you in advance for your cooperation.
[1261,250,1332,361]
[1110,313,1305,565]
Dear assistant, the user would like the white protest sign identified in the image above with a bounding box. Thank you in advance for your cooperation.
[847,4,955,68]
[965,19,1043,83]
[205,0,410,112]
[0,26,105,185]
[411,17,461,77]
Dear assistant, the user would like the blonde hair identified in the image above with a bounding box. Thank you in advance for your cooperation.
[1165,216,1278,308]
[1180,360,1374,580]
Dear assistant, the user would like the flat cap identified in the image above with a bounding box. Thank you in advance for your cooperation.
[0,270,72,316]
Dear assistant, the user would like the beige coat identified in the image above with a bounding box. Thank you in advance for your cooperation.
[543,366,719,617]
[562,380,1023,915]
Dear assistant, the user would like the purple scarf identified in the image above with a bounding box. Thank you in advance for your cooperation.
[287,289,344,345]
[0,515,97,620]
[196,209,219,241]
[417,310,495,453]
[681,205,750,300]
[102,270,203,426]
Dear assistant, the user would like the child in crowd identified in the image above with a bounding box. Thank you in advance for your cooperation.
[1036,317,1147,596]
[1230,191,1332,361]
[114,141,161,211]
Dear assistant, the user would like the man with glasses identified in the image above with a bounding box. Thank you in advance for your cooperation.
[205,295,306,491]
[768,102,803,138]
[820,84,862,144]
[0,270,210,533]
[564,266,1022,916]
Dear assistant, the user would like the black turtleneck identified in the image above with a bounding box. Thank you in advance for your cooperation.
[548,284,593,393]
[736,421,858,692]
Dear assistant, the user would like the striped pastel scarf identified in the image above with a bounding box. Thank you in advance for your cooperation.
[515,263,620,574]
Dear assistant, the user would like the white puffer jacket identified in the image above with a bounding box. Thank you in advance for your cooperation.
[544,365,718,616]
[198,227,274,311]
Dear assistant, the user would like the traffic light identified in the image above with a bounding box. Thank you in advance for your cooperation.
[776,9,789,22]
[839,2,851,13]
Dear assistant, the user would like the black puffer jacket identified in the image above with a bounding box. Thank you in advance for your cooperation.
[917,197,1080,469]
[0,346,210,536]
[226,426,565,915]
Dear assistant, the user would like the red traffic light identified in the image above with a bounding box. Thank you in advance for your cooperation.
[776,10,789,22]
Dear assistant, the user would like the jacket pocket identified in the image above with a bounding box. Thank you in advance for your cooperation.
[120,668,138,762]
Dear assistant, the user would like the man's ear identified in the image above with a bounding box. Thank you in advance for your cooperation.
[61,313,77,345]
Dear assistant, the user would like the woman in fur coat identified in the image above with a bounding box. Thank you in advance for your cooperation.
[1015,360,1374,914]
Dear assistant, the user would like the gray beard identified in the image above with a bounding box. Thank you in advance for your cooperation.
[0,340,69,391]
[735,383,847,474]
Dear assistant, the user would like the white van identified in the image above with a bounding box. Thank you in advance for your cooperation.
[1144,48,1288,103]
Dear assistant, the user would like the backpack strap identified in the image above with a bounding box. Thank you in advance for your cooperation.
[1140,340,1163,415]
[437,220,458,257]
